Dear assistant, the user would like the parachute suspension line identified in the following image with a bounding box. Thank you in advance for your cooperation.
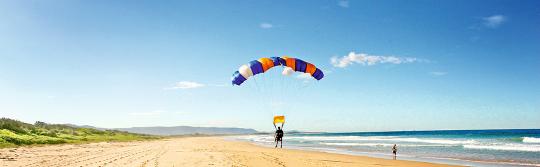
[263,73,270,119]
[253,74,264,109]
[252,74,261,94]
[230,56,325,130]
[274,73,282,126]
[253,74,261,118]
[285,68,295,116]
[260,74,271,117]
[280,67,285,116]
[258,73,272,125]
[269,67,277,116]
[282,66,289,116]
[252,75,266,122]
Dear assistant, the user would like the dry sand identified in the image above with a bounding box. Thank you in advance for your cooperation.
[0,137,460,167]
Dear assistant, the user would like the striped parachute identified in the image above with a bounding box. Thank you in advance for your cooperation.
[231,57,324,85]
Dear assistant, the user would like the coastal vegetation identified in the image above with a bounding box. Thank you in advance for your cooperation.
[0,118,159,148]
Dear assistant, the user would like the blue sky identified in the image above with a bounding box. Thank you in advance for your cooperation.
[0,0,539,132]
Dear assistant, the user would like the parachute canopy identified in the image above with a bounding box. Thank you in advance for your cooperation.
[232,56,324,85]
[273,115,285,124]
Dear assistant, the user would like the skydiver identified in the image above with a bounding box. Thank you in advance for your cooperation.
[275,126,284,148]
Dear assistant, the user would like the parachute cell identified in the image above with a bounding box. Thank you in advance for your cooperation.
[249,60,264,75]
[239,64,253,79]
[258,58,275,72]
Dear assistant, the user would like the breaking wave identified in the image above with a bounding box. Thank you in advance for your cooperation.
[523,137,540,143]
[463,143,540,152]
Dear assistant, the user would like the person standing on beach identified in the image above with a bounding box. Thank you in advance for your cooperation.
[392,144,397,159]
[275,127,284,148]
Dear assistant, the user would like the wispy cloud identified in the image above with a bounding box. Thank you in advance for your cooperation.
[296,73,313,80]
[331,52,424,68]
[338,0,349,8]
[170,81,205,89]
[165,81,228,90]
[430,71,447,76]
[260,22,273,29]
[483,15,506,28]
[207,84,228,87]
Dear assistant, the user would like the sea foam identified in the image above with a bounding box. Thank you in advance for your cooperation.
[321,142,394,147]
[463,143,540,152]
[234,130,540,166]
[286,136,475,145]
[320,142,449,147]
[523,137,540,143]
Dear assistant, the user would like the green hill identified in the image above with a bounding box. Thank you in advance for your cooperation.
[0,118,159,148]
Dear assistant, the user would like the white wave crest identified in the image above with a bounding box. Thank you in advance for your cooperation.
[321,142,450,147]
[287,136,385,141]
[321,142,394,147]
[286,136,475,145]
[390,138,476,145]
[463,144,540,152]
[523,137,540,143]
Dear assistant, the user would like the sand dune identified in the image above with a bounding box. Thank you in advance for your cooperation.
[0,137,459,167]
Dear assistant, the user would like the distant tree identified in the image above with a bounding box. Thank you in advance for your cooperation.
[34,121,48,127]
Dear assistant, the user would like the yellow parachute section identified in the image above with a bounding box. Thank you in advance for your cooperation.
[273,115,285,124]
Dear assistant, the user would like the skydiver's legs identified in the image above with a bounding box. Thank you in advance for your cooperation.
[280,140,282,148]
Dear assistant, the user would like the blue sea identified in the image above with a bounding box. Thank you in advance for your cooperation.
[234,129,540,166]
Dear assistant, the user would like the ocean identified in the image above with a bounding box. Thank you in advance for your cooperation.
[234,129,540,166]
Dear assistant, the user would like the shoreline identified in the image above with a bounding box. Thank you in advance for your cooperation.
[231,138,479,167]
[0,136,460,167]
[234,133,540,167]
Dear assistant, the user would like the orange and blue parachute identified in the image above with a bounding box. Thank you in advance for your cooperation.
[231,57,324,85]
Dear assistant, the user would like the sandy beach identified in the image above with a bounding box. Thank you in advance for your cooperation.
[0,136,460,167]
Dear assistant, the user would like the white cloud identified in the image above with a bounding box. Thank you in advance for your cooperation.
[338,0,349,8]
[171,81,205,89]
[282,67,294,76]
[331,52,423,68]
[483,15,506,28]
[430,71,447,76]
[129,110,167,116]
[208,84,228,87]
[260,22,273,29]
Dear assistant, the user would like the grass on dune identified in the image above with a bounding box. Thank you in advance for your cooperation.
[0,118,160,148]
